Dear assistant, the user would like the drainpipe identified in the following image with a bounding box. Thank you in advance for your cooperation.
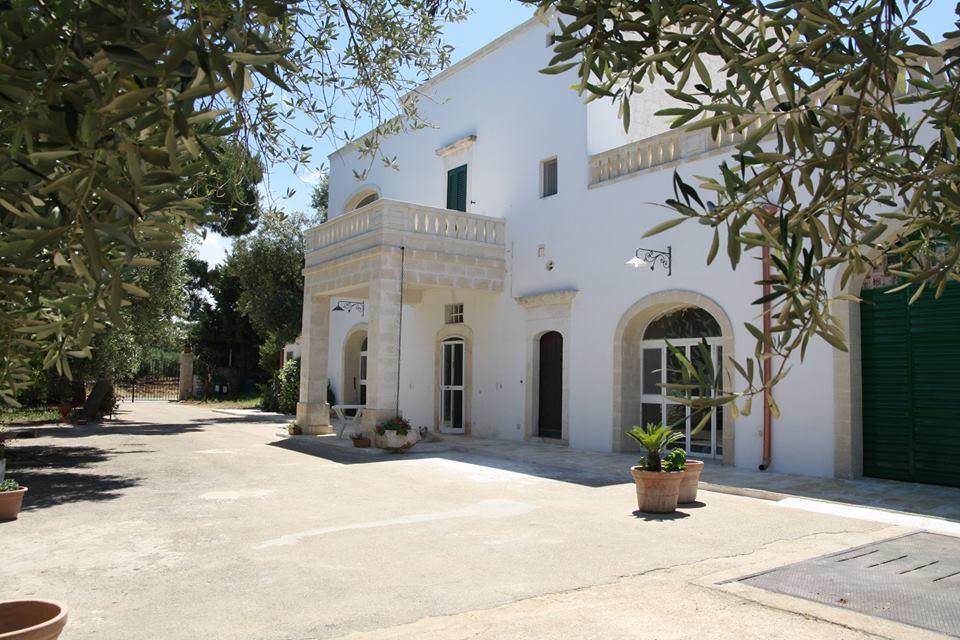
[758,207,775,471]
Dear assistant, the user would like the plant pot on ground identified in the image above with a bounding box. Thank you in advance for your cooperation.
[678,457,704,504]
[0,479,27,521]
[350,433,371,448]
[287,423,302,436]
[626,423,686,514]
[0,599,68,640]
[374,417,419,452]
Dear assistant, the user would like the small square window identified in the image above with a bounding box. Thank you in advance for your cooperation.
[541,157,558,198]
[445,303,464,324]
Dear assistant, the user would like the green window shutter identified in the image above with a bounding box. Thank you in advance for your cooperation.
[446,164,467,211]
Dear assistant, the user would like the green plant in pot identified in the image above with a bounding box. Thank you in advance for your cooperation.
[0,478,28,521]
[626,423,686,514]
[350,432,371,448]
[374,416,418,452]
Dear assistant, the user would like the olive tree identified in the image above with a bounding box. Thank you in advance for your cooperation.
[531,0,959,417]
[0,0,467,403]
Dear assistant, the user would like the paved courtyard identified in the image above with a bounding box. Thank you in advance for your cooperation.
[4,403,957,639]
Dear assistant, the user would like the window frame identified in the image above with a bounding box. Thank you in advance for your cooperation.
[541,156,558,198]
[444,303,464,325]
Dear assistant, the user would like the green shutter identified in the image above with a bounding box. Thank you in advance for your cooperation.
[861,282,960,487]
[446,164,467,211]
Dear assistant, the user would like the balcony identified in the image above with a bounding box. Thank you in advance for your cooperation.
[588,116,776,187]
[303,198,507,295]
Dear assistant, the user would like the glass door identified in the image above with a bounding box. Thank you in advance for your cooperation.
[640,338,723,458]
[440,339,464,433]
[359,338,367,405]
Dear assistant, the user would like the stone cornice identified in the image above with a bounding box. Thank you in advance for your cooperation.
[515,289,578,308]
[435,134,477,157]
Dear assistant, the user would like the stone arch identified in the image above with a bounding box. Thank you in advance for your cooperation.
[612,290,735,464]
[342,323,368,405]
[831,223,909,478]
[343,185,381,213]
[433,323,473,434]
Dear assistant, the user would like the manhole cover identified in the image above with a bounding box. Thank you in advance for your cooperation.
[733,532,960,636]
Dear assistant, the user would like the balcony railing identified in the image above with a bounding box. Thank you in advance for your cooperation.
[589,116,776,186]
[306,199,505,253]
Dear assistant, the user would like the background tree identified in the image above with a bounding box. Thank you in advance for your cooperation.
[310,172,330,224]
[232,210,311,371]
[0,0,468,403]
[187,257,263,396]
[534,0,960,415]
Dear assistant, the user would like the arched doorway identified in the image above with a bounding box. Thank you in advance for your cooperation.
[538,331,563,439]
[614,291,735,462]
[640,308,723,458]
[342,326,368,405]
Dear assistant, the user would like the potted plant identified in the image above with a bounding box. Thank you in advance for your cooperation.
[0,479,27,521]
[673,449,704,503]
[374,416,419,452]
[626,423,686,514]
[350,432,371,448]
[0,599,68,639]
[287,423,302,436]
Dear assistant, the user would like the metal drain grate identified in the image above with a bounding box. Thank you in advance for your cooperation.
[733,532,960,636]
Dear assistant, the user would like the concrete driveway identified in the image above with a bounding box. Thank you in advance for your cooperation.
[2,403,949,639]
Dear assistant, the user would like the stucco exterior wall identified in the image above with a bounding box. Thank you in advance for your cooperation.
[306,17,912,479]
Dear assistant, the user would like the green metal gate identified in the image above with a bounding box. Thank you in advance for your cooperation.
[860,283,960,487]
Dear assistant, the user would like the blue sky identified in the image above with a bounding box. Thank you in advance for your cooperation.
[196,1,958,266]
[196,2,536,266]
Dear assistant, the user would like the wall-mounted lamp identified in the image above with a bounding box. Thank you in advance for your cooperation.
[626,246,672,276]
[332,300,365,314]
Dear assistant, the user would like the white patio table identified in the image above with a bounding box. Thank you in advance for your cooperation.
[331,404,364,438]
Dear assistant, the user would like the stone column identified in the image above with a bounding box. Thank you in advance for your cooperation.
[178,347,194,400]
[296,290,333,434]
[361,254,404,435]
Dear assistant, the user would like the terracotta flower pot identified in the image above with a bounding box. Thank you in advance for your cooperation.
[630,467,683,514]
[0,599,68,640]
[678,459,704,504]
[0,487,27,521]
[351,437,371,448]
[56,404,71,422]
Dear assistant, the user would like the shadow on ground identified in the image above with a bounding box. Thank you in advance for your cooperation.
[4,444,143,512]
[16,471,140,512]
[269,436,628,488]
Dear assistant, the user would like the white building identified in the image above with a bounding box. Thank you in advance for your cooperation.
[297,17,959,487]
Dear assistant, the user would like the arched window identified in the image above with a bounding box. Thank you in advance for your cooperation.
[355,193,378,209]
[346,189,380,212]
[640,306,723,458]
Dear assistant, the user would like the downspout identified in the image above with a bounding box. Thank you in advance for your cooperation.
[396,246,405,417]
[758,207,775,471]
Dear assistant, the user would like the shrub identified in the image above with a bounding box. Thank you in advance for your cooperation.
[375,416,411,436]
[0,479,20,492]
[276,359,300,415]
[663,447,687,472]
[259,376,280,412]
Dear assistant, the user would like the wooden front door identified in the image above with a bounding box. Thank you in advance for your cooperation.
[538,331,563,439]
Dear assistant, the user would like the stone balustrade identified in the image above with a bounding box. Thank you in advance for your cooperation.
[589,116,775,186]
[307,199,505,253]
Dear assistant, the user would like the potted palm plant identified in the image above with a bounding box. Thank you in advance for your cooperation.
[626,423,686,513]
[0,479,27,521]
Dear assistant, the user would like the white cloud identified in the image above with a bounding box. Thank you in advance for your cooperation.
[297,168,324,185]
[197,232,232,267]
